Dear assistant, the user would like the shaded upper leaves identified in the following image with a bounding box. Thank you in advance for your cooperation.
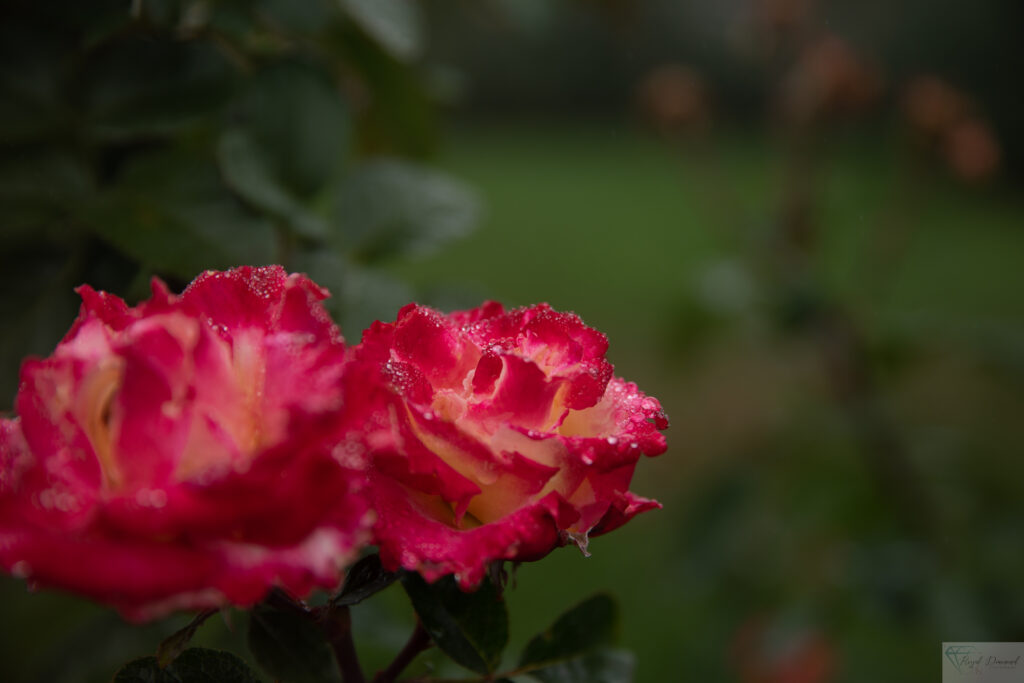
[0,149,92,240]
[85,149,276,279]
[113,647,260,683]
[252,0,334,34]
[401,572,508,675]
[338,0,424,62]
[293,249,415,336]
[335,27,438,156]
[217,129,328,239]
[332,159,480,262]
[84,38,235,141]
[229,62,350,198]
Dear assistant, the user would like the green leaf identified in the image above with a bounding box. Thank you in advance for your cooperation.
[0,148,93,239]
[231,62,350,197]
[0,22,67,144]
[525,650,634,683]
[85,150,276,279]
[134,0,186,29]
[518,595,630,683]
[217,129,328,239]
[293,250,414,337]
[338,0,424,61]
[334,553,399,607]
[332,159,480,262]
[0,245,82,408]
[335,28,437,156]
[255,0,334,34]
[157,610,218,668]
[519,594,619,669]
[338,265,414,337]
[113,647,260,683]
[84,38,235,140]
[400,572,508,675]
[247,604,339,683]
[0,148,92,203]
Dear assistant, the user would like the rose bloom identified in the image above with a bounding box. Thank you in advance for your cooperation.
[344,302,668,587]
[0,266,369,621]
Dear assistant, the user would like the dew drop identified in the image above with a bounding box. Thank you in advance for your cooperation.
[135,488,168,508]
[37,489,56,510]
[11,561,31,579]
[161,401,182,419]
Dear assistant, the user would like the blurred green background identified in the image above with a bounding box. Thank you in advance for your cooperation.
[2,1,1023,682]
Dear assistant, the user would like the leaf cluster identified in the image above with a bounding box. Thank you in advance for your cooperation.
[0,0,480,405]
[112,554,633,683]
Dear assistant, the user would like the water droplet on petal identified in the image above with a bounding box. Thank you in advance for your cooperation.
[11,561,31,578]
[37,489,55,510]
[54,492,75,512]
[136,488,169,508]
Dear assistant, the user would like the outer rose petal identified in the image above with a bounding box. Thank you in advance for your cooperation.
[180,266,333,340]
[0,267,370,620]
[353,302,669,585]
[0,523,360,622]
[371,474,579,588]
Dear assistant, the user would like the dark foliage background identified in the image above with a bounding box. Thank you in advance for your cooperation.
[2,1,1023,682]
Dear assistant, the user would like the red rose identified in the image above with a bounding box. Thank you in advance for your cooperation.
[345,302,668,587]
[0,266,370,621]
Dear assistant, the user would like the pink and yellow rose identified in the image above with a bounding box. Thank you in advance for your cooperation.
[0,266,370,620]
[345,302,669,587]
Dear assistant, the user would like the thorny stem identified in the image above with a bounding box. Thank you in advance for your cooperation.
[373,619,432,683]
[323,604,366,683]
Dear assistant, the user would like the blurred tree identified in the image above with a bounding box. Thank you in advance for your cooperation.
[425,0,1024,176]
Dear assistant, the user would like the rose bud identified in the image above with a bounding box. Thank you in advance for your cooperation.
[344,302,668,587]
[0,266,370,621]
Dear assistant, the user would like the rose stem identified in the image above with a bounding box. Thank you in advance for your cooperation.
[373,619,432,683]
[324,604,366,683]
